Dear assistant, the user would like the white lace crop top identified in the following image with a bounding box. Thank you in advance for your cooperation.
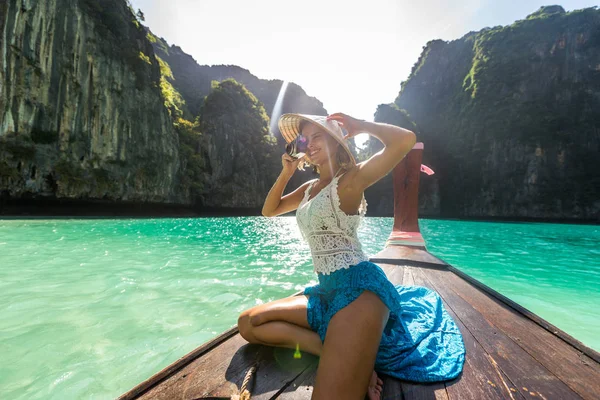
[295,168,369,275]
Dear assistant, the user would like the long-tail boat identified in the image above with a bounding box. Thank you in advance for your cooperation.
[119,143,600,399]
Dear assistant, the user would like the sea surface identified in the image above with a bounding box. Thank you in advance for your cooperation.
[0,217,598,399]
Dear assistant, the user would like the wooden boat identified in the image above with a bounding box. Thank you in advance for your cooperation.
[119,144,600,399]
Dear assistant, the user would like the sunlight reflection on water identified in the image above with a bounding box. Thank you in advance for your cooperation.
[0,217,598,399]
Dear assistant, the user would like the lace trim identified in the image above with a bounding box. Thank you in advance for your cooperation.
[296,172,369,275]
[330,174,368,219]
[304,179,318,202]
[301,173,367,219]
[312,252,370,275]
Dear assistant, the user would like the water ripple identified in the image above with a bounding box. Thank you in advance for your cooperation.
[0,217,598,399]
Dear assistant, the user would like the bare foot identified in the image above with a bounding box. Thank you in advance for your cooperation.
[367,371,384,400]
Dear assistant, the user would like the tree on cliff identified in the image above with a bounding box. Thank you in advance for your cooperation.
[388,6,600,219]
[195,79,280,207]
[359,104,418,161]
[199,79,274,146]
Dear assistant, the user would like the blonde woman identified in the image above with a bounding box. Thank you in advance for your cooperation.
[238,113,465,400]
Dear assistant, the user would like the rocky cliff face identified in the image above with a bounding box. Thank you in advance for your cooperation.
[149,32,328,205]
[1,0,181,203]
[382,6,600,220]
[0,1,329,211]
[149,33,328,139]
[193,79,281,208]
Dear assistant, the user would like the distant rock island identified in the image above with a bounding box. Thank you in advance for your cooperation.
[366,5,600,221]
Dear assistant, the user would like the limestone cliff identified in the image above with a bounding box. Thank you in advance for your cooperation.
[0,1,328,211]
[148,32,328,142]
[1,0,180,203]
[196,79,280,208]
[148,32,328,206]
[377,6,600,220]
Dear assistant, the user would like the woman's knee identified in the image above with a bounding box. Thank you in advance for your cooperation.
[237,309,265,343]
[238,312,257,343]
[249,311,264,326]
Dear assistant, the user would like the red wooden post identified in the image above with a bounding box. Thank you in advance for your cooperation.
[386,142,426,249]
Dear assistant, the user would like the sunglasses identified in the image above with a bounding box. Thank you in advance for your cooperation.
[285,135,308,159]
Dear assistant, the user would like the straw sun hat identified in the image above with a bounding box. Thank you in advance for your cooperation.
[278,114,357,168]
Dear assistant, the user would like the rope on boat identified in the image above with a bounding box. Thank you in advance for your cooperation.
[231,360,258,400]
[192,353,260,400]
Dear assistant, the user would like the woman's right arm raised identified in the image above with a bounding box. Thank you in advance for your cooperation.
[262,153,313,217]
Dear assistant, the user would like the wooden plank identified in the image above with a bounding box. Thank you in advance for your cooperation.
[401,381,450,400]
[446,265,600,364]
[210,346,315,399]
[136,334,249,399]
[403,266,415,286]
[497,369,522,398]
[370,246,448,268]
[380,375,405,400]
[410,267,517,400]
[419,267,583,400]
[273,363,318,399]
[379,263,406,286]
[118,326,238,400]
[120,290,308,399]
[436,266,600,399]
[133,335,315,400]
[274,361,447,400]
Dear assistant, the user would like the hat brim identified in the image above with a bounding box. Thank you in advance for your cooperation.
[278,113,356,166]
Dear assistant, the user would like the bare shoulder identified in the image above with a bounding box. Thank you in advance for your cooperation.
[290,177,318,197]
[302,177,318,190]
[268,177,320,217]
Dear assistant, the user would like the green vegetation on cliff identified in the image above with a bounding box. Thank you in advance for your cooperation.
[146,25,327,206]
[152,50,280,205]
[384,5,600,219]
[360,104,418,161]
[198,79,280,207]
[147,30,327,145]
[156,56,189,120]
[3,0,318,209]
[1,0,181,203]
[199,79,275,149]
[78,0,160,90]
[174,119,208,202]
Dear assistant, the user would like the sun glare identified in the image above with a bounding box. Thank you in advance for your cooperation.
[270,80,289,136]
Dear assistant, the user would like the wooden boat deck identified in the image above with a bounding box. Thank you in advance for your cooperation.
[119,246,600,400]
[119,143,600,399]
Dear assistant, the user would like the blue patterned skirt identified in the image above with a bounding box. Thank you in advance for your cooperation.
[303,260,465,382]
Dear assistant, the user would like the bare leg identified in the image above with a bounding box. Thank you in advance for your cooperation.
[312,290,389,400]
[238,295,323,356]
[248,320,323,356]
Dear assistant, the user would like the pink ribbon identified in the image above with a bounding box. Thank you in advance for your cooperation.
[420,164,434,175]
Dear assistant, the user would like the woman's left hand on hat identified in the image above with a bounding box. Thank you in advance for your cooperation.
[326,112,366,140]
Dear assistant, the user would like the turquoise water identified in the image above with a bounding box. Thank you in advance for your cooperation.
[0,217,598,399]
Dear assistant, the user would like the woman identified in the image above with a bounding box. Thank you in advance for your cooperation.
[238,113,465,400]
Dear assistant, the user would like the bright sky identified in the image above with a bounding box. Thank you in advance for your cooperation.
[130,0,597,146]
